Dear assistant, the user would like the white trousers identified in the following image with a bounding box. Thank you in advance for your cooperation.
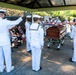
[72,42,76,62]
[0,45,12,72]
[26,41,31,51]
[31,46,42,71]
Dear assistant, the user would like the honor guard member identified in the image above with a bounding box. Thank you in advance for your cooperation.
[39,16,44,26]
[25,15,31,52]
[69,19,76,62]
[0,9,23,73]
[29,15,44,71]
[55,17,61,24]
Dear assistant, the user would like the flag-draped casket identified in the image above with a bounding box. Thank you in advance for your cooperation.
[46,25,66,39]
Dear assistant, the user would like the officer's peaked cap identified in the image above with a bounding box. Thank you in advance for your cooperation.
[33,15,41,18]
[0,9,6,13]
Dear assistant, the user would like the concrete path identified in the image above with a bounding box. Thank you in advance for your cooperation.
[0,36,76,75]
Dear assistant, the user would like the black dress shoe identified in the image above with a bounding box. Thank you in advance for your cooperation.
[70,58,72,60]
[33,67,42,72]
[69,58,75,62]
[39,67,42,71]
[69,58,73,62]
[28,50,31,53]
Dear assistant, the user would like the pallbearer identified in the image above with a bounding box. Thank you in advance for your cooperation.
[69,19,76,62]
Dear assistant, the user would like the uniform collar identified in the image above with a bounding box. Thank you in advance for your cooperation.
[0,17,3,20]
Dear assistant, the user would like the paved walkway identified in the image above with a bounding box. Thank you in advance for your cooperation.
[0,36,76,75]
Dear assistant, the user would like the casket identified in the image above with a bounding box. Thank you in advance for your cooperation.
[46,25,66,39]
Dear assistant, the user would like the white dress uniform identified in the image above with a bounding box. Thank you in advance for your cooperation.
[0,10,22,72]
[25,16,31,51]
[70,25,76,62]
[29,16,44,71]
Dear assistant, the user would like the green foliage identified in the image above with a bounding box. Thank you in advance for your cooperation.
[32,11,50,16]
[67,16,74,21]
[59,16,65,22]
[1,7,76,20]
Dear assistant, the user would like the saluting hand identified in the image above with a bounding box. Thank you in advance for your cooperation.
[19,13,24,18]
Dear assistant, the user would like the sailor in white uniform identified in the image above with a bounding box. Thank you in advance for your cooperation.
[0,9,23,73]
[29,15,44,71]
[25,15,31,52]
[54,17,61,24]
[69,19,76,62]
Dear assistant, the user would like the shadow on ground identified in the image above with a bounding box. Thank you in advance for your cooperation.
[1,36,76,75]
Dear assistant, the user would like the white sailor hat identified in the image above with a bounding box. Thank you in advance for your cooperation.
[0,9,6,13]
[33,15,41,18]
[41,16,43,18]
[26,15,31,18]
[49,16,52,18]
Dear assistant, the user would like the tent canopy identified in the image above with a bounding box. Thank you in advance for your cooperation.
[0,0,76,11]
